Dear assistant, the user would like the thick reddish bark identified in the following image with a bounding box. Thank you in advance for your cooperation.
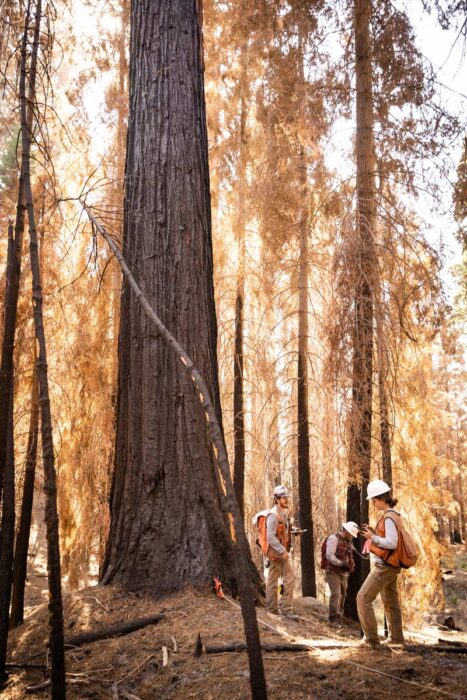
[103,0,237,593]
[99,3,267,696]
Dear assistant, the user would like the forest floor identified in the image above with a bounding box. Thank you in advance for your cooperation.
[4,566,467,700]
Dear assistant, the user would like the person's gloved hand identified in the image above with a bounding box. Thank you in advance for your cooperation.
[340,561,351,572]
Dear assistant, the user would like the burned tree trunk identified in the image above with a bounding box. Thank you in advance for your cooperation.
[0,394,14,684]
[345,0,376,621]
[10,364,39,628]
[296,33,316,598]
[0,0,37,680]
[100,2,267,696]
[233,48,248,519]
[21,0,66,694]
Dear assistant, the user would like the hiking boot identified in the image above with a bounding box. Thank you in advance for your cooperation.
[329,620,343,630]
[382,638,406,648]
[281,611,300,622]
[358,639,381,648]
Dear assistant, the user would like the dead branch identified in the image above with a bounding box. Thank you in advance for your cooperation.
[116,654,156,685]
[64,614,164,648]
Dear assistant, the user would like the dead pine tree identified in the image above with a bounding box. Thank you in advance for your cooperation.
[100,2,267,697]
[233,39,248,519]
[0,0,37,681]
[20,0,66,694]
[296,29,316,599]
[376,319,392,488]
[0,371,15,685]
[344,0,377,620]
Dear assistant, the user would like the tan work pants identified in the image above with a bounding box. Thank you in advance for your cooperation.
[357,563,404,644]
[325,570,348,621]
[266,556,296,614]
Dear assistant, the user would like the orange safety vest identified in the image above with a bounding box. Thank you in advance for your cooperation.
[369,511,403,568]
[266,506,292,561]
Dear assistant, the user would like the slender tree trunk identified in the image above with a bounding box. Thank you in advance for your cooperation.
[0,0,38,500]
[21,0,66,695]
[233,49,248,518]
[0,0,37,679]
[10,363,39,628]
[296,141,316,597]
[345,0,376,621]
[377,339,392,487]
[296,32,316,598]
[99,3,267,696]
[0,392,15,684]
[0,169,24,502]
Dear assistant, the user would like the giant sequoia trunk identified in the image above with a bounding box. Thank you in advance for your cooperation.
[345,0,376,620]
[102,0,255,595]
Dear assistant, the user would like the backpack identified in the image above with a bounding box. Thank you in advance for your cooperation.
[320,537,329,569]
[385,510,419,569]
[252,510,270,556]
[396,522,419,569]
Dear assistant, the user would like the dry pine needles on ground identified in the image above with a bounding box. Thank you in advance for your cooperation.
[4,586,467,699]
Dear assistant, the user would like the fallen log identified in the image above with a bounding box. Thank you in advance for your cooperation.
[205,641,347,654]
[64,614,164,648]
[437,638,467,647]
[6,662,45,670]
[405,645,467,655]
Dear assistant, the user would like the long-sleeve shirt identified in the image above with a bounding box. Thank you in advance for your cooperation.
[325,534,344,568]
[266,507,289,557]
[370,516,398,565]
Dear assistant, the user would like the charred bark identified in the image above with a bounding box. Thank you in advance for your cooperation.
[345,0,376,621]
[10,365,39,628]
[0,394,15,684]
[0,0,37,680]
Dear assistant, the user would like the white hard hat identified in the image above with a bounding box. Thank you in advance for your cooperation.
[342,521,359,538]
[367,479,391,500]
[273,484,289,498]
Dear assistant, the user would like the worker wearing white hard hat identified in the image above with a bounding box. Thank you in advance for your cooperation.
[264,485,299,622]
[321,522,358,625]
[357,479,405,647]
